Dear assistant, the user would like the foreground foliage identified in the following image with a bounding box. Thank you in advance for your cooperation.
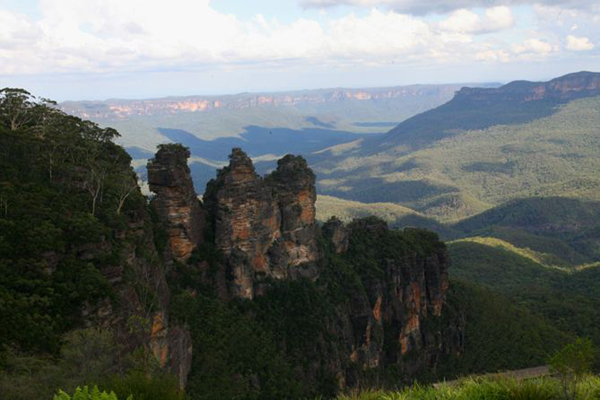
[334,375,600,400]
[550,338,595,400]
[54,386,129,400]
[0,328,183,400]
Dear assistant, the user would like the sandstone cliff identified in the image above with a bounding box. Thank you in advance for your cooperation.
[108,207,193,389]
[147,144,205,261]
[203,148,318,299]
[60,85,462,119]
[143,144,462,393]
[455,70,600,104]
[315,217,461,386]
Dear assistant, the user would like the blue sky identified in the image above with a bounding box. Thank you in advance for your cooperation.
[0,0,598,101]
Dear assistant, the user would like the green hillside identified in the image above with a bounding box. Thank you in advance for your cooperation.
[314,82,600,220]
[451,197,600,268]
[316,195,417,223]
[448,241,600,347]
[438,279,571,377]
[315,195,458,237]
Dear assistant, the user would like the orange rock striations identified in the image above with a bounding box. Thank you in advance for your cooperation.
[147,144,206,261]
[203,148,319,299]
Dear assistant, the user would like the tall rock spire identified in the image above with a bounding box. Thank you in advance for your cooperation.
[147,144,205,261]
[203,148,319,299]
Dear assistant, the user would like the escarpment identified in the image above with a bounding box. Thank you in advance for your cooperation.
[0,90,466,398]
[108,207,193,389]
[319,217,461,384]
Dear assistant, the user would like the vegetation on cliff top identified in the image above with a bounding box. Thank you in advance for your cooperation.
[0,88,183,400]
[0,88,147,353]
[2,87,598,399]
[448,241,600,355]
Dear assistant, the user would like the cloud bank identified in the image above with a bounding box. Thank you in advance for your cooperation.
[0,0,597,77]
[300,0,600,15]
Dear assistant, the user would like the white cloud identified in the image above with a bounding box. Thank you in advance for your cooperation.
[438,6,514,34]
[513,38,556,55]
[0,0,590,77]
[565,35,594,51]
[0,2,492,74]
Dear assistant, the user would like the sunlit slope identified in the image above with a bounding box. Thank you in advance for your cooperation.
[315,194,417,222]
[315,96,600,220]
[315,194,459,236]
[451,197,600,268]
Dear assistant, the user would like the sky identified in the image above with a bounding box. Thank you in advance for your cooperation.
[0,0,598,101]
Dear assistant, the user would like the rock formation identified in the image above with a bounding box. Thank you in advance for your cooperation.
[86,194,193,389]
[147,144,205,261]
[322,217,460,382]
[322,217,349,254]
[203,148,319,299]
[145,145,462,391]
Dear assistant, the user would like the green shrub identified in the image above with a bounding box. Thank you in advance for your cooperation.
[549,338,595,400]
[54,386,130,400]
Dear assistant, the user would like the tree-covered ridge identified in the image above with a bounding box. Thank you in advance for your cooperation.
[380,71,600,149]
[0,88,144,352]
[449,196,600,269]
[0,88,187,399]
[448,240,600,363]
[314,93,600,222]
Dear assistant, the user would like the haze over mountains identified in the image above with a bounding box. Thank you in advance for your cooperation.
[60,72,600,223]
[60,83,496,190]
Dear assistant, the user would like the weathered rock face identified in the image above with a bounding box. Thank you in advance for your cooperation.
[322,217,461,382]
[86,204,193,389]
[146,145,461,391]
[147,145,205,261]
[268,155,319,268]
[456,71,600,104]
[204,149,319,299]
[322,217,349,254]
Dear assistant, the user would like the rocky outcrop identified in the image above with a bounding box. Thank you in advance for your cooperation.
[85,202,193,389]
[203,148,319,299]
[268,155,319,267]
[321,217,458,379]
[322,217,350,254]
[147,144,205,261]
[146,145,461,391]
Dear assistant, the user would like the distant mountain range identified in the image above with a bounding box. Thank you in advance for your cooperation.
[61,84,478,120]
[60,71,600,230]
[59,83,493,151]
[313,71,600,220]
